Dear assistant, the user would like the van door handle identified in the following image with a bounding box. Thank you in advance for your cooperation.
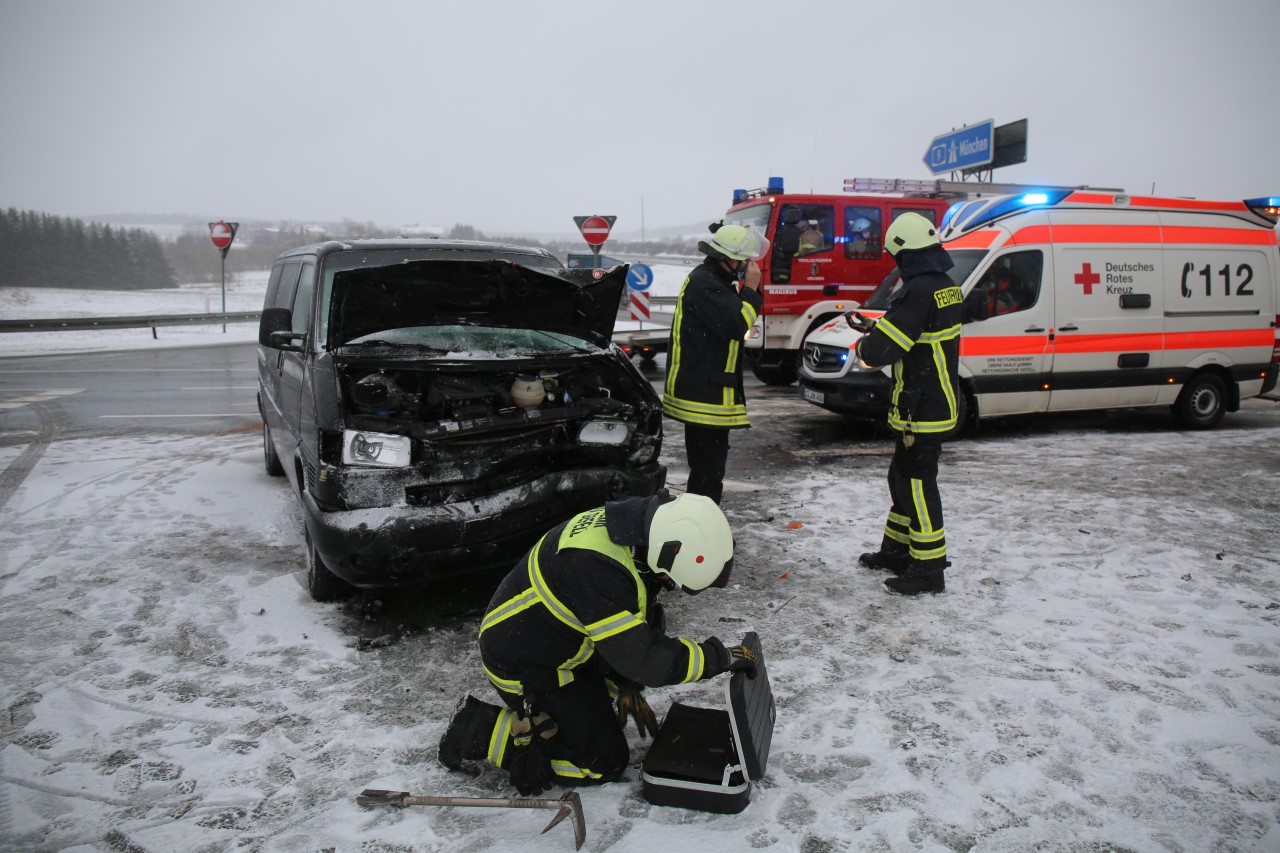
[1024,326,1045,333]
[1058,324,1079,332]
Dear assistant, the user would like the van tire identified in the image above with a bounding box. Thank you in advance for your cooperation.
[749,357,798,386]
[305,526,352,602]
[1173,373,1226,429]
[946,387,973,439]
[262,420,285,477]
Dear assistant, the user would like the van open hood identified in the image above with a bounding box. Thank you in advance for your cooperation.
[326,257,627,349]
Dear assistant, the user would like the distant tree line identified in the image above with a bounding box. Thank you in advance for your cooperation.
[0,207,701,290]
[0,207,176,290]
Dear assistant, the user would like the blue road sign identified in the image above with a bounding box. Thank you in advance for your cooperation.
[626,263,653,291]
[923,120,994,175]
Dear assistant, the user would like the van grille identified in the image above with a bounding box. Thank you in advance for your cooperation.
[804,343,850,374]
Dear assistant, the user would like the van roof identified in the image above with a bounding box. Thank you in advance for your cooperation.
[273,238,561,265]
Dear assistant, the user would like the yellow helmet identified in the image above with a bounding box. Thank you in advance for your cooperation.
[645,493,734,593]
[884,212,940,257]
[699,223,769,261]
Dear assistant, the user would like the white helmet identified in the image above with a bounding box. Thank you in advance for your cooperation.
[884,211,940,257]
[644,493,734,593]
[698,223,770,261]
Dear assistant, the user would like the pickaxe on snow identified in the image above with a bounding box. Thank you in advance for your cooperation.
[356,788,585,850]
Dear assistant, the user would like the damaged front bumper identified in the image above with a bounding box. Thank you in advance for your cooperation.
[302,463,666,588]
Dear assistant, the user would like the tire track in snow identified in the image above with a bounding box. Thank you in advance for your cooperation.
[0,400,66,512]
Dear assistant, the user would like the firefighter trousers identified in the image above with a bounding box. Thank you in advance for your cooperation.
[684,423,730,504]
[879,434,947,565]
[492,673,629,786]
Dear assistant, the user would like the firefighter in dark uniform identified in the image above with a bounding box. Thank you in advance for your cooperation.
[662,223,768,504]
[438,492,758,794]
[852,212,964,595]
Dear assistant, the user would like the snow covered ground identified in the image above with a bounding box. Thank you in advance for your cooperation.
[2,269,1279,852]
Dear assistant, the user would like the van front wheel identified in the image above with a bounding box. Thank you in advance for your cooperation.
[1173,373,1226,429]
[305,526,352,602]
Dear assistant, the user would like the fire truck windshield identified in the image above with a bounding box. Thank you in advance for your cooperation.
[724,204,771,231]
[860,249,987,310]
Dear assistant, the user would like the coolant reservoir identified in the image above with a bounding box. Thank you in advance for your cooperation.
[510,374,544,409]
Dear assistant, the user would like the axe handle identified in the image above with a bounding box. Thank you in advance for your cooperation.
[402,795,563,810]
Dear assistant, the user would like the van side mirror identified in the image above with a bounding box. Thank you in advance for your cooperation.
[963,289,990,324]
[259,307,302,351]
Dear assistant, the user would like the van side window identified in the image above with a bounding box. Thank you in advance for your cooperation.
[971,251,1044,317]
[291,262,316,336]
[273,261,303,311]
[844,206,882,260]
[263,263,285,309]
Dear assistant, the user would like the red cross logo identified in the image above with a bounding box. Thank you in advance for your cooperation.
[1074,263,1100,295]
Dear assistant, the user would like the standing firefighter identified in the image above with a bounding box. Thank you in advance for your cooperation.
[662,223,769,504]
[438,492,759,794]
[852,212,963,595]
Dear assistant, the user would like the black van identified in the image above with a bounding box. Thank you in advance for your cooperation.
[256,239,666,600]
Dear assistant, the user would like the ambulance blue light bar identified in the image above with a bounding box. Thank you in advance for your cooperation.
[1245,196,1280,223]
[958,189,1072,231]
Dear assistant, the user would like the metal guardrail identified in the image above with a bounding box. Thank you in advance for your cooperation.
[0,312,262,333]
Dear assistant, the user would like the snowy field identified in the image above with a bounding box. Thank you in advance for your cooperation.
[1,269,1279,852]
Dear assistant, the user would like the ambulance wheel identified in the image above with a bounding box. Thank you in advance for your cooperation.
[305,526,352,602]
[1173,373,1226,429]
[946,388,973,439]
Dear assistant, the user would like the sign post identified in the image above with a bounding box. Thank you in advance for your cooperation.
[626,263,653,326]
[208,221,239,332]
[573,215,616,267]
[922,120,994,177]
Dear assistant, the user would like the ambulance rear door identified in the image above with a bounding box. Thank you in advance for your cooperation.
[1047,208,1165,411]
[958,236,1055,417]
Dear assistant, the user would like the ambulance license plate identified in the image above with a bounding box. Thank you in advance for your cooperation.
[802,387,824,405]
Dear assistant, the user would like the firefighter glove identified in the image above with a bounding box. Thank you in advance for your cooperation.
[847,311,876,333]
[507,719,555,796]
[703,636,759,678]
[615,681,658,739]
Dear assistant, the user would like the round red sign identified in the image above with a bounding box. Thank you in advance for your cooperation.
[209,221,234,250]
[579,215,612,246]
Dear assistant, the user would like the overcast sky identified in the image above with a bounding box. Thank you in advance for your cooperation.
[2,0,1277,237]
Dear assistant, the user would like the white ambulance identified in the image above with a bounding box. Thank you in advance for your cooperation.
[798,190,1280,429]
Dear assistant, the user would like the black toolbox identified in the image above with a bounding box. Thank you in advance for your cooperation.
[640,632,775,814]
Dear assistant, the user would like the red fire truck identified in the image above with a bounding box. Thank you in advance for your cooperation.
[724,177,953,385]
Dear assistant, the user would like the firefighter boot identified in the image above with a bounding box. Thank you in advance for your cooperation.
[884,559,947,595]
[859,550,908,574]
[438,695,502,770]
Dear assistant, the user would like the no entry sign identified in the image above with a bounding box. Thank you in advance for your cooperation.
[208,221,239,253]
[574,215,615,247]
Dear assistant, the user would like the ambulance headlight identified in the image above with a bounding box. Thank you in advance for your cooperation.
[579,420,633,446]
[342,430,412,468]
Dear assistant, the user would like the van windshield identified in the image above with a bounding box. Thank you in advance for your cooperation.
[860,249,987,310]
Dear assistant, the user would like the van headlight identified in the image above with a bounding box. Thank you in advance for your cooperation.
[342,429,412,467]
[579,420,633,446]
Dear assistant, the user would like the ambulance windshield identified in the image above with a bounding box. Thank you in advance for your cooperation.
[860,249,987,310]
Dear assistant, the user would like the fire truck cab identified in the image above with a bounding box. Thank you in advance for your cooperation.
[725,178,952,385]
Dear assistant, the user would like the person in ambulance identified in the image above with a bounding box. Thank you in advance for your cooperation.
[851,212,965,595]
[437,492,758,795]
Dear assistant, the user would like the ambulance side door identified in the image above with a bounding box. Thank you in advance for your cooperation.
[1048,209,1164,411]
[960,247,1054,416]
[1158,212,1275,404]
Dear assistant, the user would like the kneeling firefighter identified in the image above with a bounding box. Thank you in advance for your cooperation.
[438,492,758,794]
